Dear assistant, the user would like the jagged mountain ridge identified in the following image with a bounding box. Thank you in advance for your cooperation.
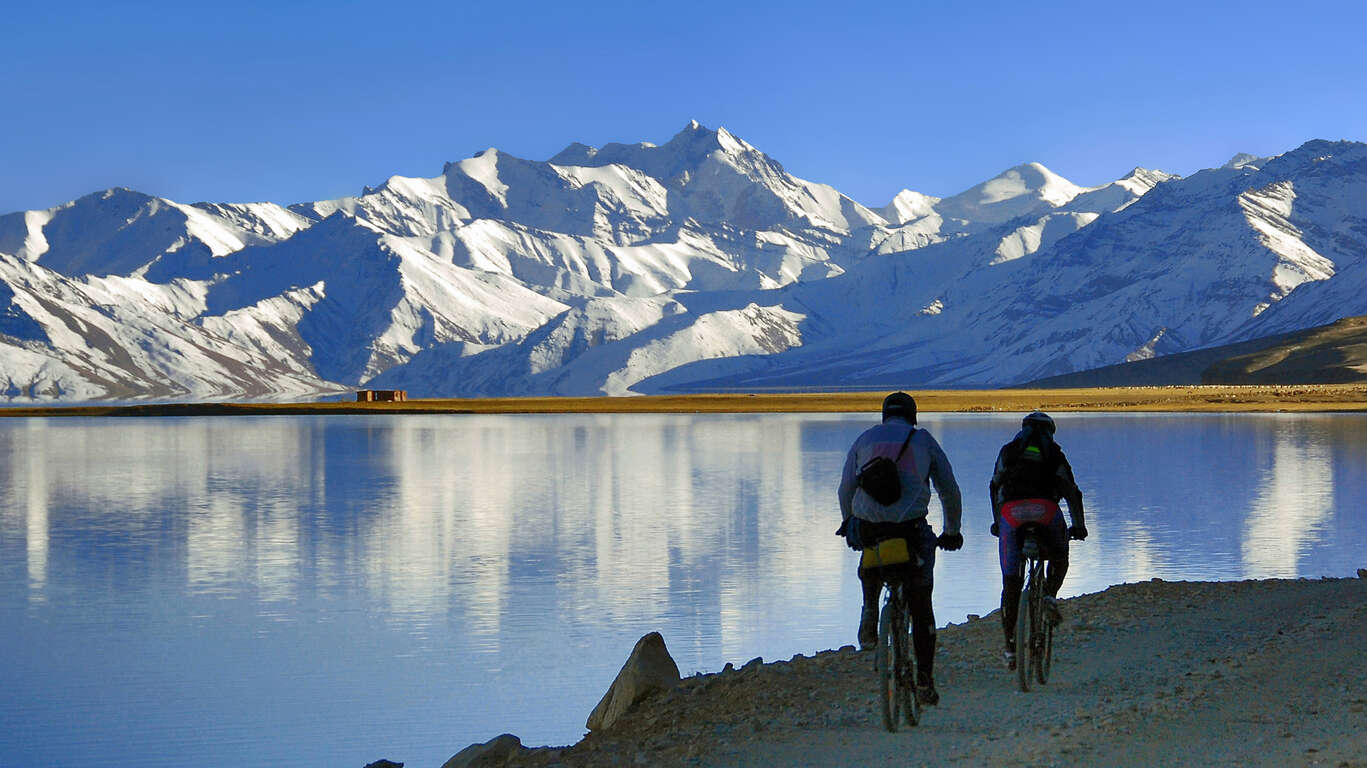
[0,123,1362,401]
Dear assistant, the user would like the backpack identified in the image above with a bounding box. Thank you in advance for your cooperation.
[999,429,1061,501]
[857,427,914,506]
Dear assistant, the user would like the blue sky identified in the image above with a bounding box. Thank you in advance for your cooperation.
[3,0,1364,214]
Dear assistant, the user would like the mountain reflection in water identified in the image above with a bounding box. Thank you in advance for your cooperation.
[1,412,1363,768]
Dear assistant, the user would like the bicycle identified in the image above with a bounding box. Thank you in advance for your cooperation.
[862,536,920,731]
[1014,524,1080,692]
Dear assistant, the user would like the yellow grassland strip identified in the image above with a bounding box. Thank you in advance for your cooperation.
[1,384,1365,417]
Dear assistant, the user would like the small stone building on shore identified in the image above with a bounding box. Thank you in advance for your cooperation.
[356,389,408,402]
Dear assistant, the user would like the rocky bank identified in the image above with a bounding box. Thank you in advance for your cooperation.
[440,576,1366,767]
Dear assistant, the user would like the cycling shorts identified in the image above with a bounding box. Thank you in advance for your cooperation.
[998,498,1068,578]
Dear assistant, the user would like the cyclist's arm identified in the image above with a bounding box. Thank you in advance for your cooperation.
[926,435,962,536]
[1055,451,1085,528]
[988,449,1007,526]
[838,441,859,522]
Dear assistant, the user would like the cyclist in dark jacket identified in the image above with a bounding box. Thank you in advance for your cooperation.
[838,392,963,705]
[989,411,1087,671]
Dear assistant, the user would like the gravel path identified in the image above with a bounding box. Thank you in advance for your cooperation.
[491,576,1366,767]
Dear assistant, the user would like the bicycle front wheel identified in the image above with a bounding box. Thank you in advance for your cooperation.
[1038,613,1054,685]
[877,601,900,732]
[1015,570,1033,692]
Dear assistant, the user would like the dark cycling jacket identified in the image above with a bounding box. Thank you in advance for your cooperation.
[989,427,1085,528]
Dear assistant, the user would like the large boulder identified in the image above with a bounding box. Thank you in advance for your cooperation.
[441,733,525,768]
[586,631,681,732]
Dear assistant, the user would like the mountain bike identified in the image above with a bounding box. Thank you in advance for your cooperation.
[1015,524,1079,692]
[863,537,920,731]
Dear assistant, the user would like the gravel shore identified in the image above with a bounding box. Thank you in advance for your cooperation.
[487,575,1366,767]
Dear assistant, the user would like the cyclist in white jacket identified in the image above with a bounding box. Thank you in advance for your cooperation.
[837,392,963,705]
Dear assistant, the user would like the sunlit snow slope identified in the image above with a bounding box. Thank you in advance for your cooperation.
[0,123,1363,401]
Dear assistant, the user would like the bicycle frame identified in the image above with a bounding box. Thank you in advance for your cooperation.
[1015,526,1053,692]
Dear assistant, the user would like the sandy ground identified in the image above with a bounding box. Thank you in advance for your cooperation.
[495,576,1367,767]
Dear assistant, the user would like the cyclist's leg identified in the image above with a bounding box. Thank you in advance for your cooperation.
[857,564,882,649]
[907,584,937,687]
[999,521,1024,652]
[905,525,940,702]
[1043,515,1070,598]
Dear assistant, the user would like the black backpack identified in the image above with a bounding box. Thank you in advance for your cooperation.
[999,430,1061,501]
[857,427,914,506]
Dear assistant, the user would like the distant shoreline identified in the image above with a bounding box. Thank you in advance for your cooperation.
[1,384,1365,418]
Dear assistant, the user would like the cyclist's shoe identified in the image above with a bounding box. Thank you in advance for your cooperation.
[1043,596,1064,626]
[1003,649,1017,670]
[915,672,939,706]
[858,605,878,650]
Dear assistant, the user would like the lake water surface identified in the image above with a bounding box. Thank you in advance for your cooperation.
[2,412,1364,767]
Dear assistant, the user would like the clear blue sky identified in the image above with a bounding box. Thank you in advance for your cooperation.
[3,0,1364,214]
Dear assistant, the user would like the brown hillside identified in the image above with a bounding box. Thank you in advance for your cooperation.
[1025,315,1367,388]
[1202,315,1367,384]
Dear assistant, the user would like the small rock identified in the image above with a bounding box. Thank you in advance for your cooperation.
[966,613,981,621]
[1357,568,1366,579]
[442,734,523,768]
[364,761,403,768]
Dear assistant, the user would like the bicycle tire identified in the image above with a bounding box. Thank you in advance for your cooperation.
[1030,560,1047,685]
[1015,564,1033,693]
[1038,614,1054,685]
[878,599,899,732]
[899,601,919,727]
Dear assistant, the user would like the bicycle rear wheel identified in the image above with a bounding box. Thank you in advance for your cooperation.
[1037,616,1054,684]
[1015,565,1034,692]
[901,602,919,727]
[877,600,900,731]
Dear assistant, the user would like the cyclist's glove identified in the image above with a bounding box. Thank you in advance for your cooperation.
[990,522,1000,538]
[837,518,863,550]
[1069,524,1088,541]
[937,532,963,551]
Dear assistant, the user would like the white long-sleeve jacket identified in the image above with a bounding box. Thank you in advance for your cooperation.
[838,417,962,535]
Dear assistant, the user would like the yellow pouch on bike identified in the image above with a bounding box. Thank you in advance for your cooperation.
[861,537,911,568]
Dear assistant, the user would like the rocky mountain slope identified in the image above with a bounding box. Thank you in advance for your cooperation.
[0,123,1363,401]
[1026,315,1367,387]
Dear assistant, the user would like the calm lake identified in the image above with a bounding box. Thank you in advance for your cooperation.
[2,412,1364,767]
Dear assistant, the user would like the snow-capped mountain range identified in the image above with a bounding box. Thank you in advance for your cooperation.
[0,121,1363,401]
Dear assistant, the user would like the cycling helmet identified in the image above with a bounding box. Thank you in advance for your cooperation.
[1021,411,1055,435]
[882,391,917,424]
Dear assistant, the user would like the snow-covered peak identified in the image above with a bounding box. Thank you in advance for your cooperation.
[1224,152,1267,170]
[1116,166,1178,188]
[878,189,940,225]
[550,142,598,165]
[1260,139,1367,179]
[1059,167,1178,215]
[545,121,757,182]
[451,149,511,204]
[936,162,1083,225]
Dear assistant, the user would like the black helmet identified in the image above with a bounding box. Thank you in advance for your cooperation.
[1022,411,1055,435]
[882,392,917,424]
